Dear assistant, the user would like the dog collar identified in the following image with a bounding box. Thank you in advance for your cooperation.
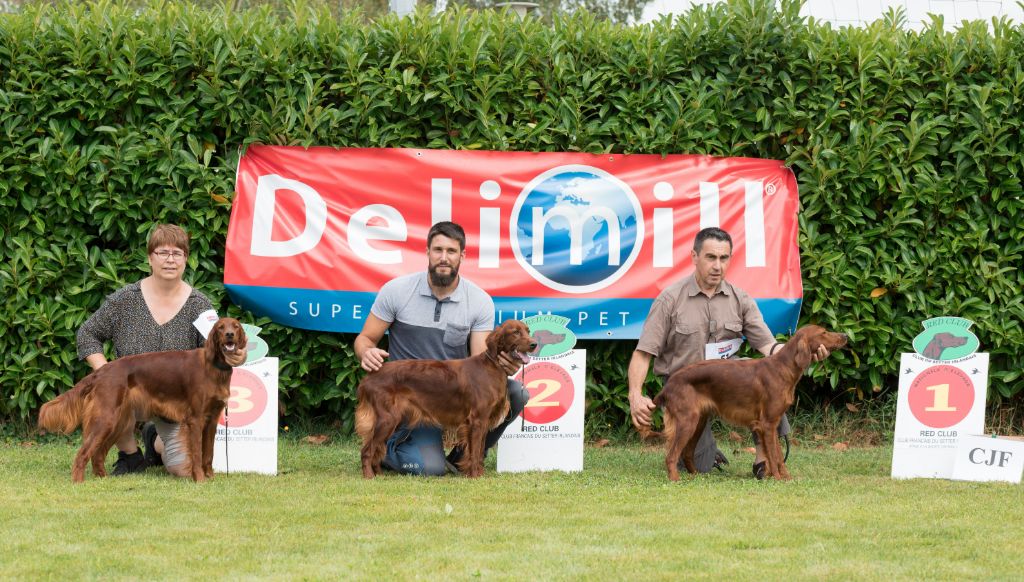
[213,360,233,371]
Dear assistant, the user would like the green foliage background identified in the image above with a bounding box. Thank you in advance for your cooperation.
[1,0,1021,432]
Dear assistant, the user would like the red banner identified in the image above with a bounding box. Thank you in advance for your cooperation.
[225,146,801,338]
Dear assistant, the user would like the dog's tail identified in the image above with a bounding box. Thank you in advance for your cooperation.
[38,374,97,434]
[354,398,375,441]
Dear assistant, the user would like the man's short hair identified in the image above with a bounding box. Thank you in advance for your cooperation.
[693,227,732,254]
[427,221,466,252]
[147,224,190,256]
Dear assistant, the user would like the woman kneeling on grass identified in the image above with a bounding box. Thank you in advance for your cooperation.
[76,223,232,478]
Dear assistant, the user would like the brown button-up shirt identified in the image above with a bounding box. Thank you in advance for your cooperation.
[636,275,776,378]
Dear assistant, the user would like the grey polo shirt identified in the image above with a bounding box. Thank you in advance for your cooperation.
[636,275,775,378]
[370,272,495,361]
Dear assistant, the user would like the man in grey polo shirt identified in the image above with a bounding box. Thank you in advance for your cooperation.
[627,227,831,478]
[354,221,527,476]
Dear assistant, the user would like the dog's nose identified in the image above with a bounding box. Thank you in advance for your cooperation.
[528,341,538,350]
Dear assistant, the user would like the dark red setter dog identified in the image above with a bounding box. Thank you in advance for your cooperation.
[645,325,848,481]
[39,318,247,482]
[356,319,536,478]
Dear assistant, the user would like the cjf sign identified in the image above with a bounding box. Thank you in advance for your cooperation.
[951,435,1024,483]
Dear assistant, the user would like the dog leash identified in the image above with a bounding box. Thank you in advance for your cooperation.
[520,364,527,431]
[224,404,229,475]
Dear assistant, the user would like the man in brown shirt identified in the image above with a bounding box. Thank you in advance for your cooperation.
[628,227,830,477]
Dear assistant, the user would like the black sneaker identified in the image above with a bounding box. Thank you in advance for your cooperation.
[111,449,148,476]
[752,461,767,480]
[445,446,464,474]
[712,450,729,472]
[142,423,163,467]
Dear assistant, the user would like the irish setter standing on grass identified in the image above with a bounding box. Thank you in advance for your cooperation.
[39,317,247,483]
[644,325,848,481]
[356,319,536,479]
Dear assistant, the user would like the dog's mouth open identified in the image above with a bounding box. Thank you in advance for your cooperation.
[221,341,247,367]
[510,350,531,365]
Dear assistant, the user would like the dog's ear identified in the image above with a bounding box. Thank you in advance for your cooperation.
[793,330,815,371]
[486,324,501,356]
[205,319,225,361]
[234,319,248,349]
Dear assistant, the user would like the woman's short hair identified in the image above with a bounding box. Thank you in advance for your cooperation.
[147,224,190,256]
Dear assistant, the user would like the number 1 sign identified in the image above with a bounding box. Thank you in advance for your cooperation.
[891,352,989,479]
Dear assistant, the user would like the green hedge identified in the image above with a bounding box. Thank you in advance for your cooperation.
[2,0,1022,430]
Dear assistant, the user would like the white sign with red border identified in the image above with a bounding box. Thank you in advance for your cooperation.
[891,353,988,479]
[213,357,279,475]
[497,350,585,473]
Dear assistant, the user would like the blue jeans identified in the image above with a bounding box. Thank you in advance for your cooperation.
[382,379,528,476]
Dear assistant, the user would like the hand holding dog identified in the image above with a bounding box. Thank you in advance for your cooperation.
[770,343,831,362]
[360,347,390,372]
[629,393,657,430]
[626,350,657,430]
[496,352,522,376]
[224,345,248,367]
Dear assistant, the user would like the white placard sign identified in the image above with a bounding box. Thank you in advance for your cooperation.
[891,353,988,479]
[213,356,279,475]
[497,349,585,473]
[192,309,220,339]
[951,435,1024,484]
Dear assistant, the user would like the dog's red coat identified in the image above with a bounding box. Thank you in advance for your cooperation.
[355,319,536,478]
[646,325,848,481]
[38,318,247,482]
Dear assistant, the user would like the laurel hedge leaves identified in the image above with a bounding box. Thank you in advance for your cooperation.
[1,0,1022,429]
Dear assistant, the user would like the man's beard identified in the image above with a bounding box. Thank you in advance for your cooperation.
[429,262,459,287]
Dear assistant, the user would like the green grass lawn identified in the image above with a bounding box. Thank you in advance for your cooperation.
[3,437,1023,580]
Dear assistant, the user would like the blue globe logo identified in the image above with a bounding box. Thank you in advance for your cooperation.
[511,165,644,293]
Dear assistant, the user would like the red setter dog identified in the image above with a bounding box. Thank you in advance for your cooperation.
[356,319,536,478]
[39,318,247,482]
[645,325,848,481]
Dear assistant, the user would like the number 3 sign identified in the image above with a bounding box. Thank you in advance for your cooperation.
[212,357,279,475]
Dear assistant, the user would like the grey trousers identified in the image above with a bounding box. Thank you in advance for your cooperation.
[688,414,791,473]
[152,418,188,474]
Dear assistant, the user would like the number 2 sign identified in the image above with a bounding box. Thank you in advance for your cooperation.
[497,350,586,473]
[519,362,575,425]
